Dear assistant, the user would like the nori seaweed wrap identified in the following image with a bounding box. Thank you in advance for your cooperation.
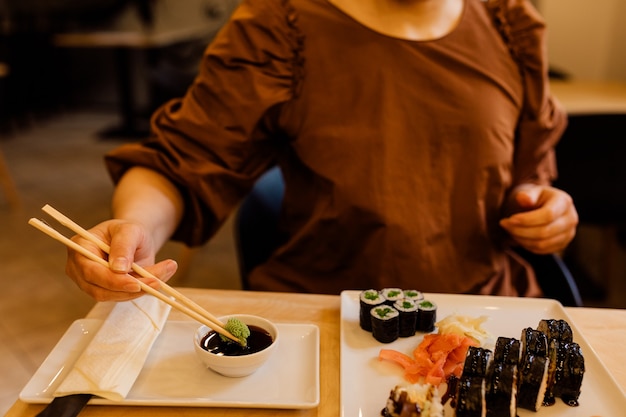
[359,289,384,332]
[455,375,486,417]
[486,361,518,417]
[463,346,492,377]
[416,300,437,332]
[393,299,418,338]
[370,306,400,343]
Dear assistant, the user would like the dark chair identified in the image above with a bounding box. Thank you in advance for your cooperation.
[234,166,582,306]
[233,167,286,290]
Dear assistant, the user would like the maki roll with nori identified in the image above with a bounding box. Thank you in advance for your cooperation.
[536,318,584,407]
[403,289,424,303]
[416,300,437,332]
[517,328,550,411]
[492,337,521,365]
[359,289,384,331]
[462,346,492,377]
[517,353,549,411]
[393,299,418,338]
[485,361,518,417]
[455,375,486,417]
[381,288,404,306]
[544,338,566,406]
[537,319,573,343]
[554,342,585,406]
[521,327,549,357]
[485,337,519,417]
[371,306,400,343]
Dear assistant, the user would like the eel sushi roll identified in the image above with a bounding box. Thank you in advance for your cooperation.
[517,328,550,412]
[485,361,518,417]
[359,289,384,332]
[402,289,424,303]
[463,346,493,377]
[455,375,487,417]
[381,288,404,306]
[557,342,585,406]
[393,299,418,338]
[416,300,437,332]
[492,337,521,365]
[485,337,519,417]
[370,306,400,343]
[537,318,573,343]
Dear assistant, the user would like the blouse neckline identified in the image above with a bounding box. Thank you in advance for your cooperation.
[322,0,468,43]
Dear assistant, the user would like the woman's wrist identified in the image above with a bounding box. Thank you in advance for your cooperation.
[112,166,184,249]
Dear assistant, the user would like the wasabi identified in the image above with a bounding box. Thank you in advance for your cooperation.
[221,317,251,346]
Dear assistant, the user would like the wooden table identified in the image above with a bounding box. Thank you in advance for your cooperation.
[551,79,626,115]
[5,289,626,417]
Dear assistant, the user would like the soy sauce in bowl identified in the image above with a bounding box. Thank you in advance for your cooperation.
[201,325,273,356]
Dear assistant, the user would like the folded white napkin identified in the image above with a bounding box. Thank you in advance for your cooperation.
[54,296,171,401]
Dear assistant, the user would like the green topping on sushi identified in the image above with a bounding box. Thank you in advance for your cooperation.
[386,290,402,297]
[364,291,380,301]
[221,317,251,346]
[404,290,419,297]
[400,301,413,309]
[374,307,394,317]
[420,301,434,308]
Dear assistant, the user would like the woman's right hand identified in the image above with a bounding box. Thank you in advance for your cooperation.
[65,219,178,301]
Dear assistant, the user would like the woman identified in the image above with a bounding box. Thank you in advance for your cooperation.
[65,0,578,301]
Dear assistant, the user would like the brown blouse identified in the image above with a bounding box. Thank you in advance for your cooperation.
[105,0,567,295]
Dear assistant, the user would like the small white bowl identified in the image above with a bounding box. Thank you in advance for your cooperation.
[193,314,279,377]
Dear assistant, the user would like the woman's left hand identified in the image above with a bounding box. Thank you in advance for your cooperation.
[499,184,579,254]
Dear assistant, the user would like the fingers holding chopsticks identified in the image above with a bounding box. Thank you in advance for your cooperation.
[64,219,178,301]
[31,205,241,343]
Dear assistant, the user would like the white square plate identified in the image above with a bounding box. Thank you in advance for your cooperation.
[340,290,626,417]
[21,320,320,409]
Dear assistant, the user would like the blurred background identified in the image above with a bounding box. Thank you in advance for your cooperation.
[0,0,625,414]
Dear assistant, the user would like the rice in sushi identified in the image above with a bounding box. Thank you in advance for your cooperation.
[382,384,444,417]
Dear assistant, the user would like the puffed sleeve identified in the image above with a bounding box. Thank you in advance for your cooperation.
[491,0,568,186]
[104,0,304,246]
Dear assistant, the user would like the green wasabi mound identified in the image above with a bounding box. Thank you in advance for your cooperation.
[221,317,251,346]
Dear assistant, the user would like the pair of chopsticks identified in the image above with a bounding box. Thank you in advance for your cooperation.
[28,204,240,343]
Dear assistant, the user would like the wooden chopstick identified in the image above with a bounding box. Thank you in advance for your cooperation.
[28,214,240,344]
[40,204,226,330]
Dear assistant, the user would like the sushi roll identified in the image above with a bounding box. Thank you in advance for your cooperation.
[517,328,550,411]
[455,375,486,417]
[537,319,573,343]
[403,289,424,303]
[485,337,519,417]
[555,342,585,406]
[370,306,400,343]
[393,299,418,338]
[492,337,521,365]
[382,384,444,417]
[359,289,384,332]
[462,346,492,377]
[381,288,404,306]
[516,353,549,411]
[416,300,437,332]
[543,338,566,406]
[485,361,518,417]
[520,327,548,358]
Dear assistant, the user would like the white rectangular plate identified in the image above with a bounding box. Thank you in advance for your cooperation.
[340,290,626,417]
[21,320,320,409]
